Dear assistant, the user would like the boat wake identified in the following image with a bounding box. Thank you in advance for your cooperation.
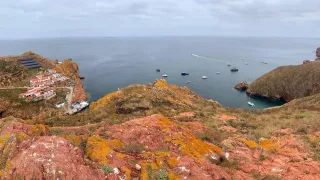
[191,53,228,63]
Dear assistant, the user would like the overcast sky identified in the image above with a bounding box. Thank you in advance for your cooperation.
[0,0,319,39]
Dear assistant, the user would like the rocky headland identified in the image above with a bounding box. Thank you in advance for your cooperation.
[247,48,320,102]
[0,52,320,179]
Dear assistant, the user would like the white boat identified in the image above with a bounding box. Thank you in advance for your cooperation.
[216,72,220,74]
[247,96,255,106]
[162,74,168,77]
[202,76,208,79]
[186,81,190,84]
[245,62,248,65]
[227,63,231,66]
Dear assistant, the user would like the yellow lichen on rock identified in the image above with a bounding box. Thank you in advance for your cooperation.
[90,91,119,111]
[238,138,258,148]
[30,124,48,136]
[157,117,175,126]
[260,139,278,150]
[62,135,82,146]
[86,135,113,164]
[168,171,180,180]
[167,157,178,168]
[154,79,168,88]
[110,139,124,149]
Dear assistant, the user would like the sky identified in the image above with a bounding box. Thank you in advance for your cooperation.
[0,0,319,39]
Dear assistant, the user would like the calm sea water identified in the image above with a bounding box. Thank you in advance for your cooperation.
[0,37,319,109]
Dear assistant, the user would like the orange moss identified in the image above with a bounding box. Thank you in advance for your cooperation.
[156,158,164,167]
[260,139,277,150]
[90,91,119,111]
[116,153,126,159]
[157,117,175,126]
[167,157,178,168]
[172,133,222,159]
[154,79,168,88]
[168,171,180,180]
[62,135,82,146]
[155,151,170,157]
[122,167,131,180]
[110,139,124,149]
[239,138,258,148]
[30,124,48,136]
[139,161,159,180]
[167,97,177,103]
[86,135,113,164]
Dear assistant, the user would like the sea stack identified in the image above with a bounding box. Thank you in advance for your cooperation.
[316,47,320,59]
[234,81,249,91]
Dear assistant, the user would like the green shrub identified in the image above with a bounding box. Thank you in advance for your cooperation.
[101,165,113,173]
[155,169,168,180]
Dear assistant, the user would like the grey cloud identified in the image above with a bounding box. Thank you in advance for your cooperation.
[0,0,319,39]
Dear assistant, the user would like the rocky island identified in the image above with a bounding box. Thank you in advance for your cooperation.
[0,52,319,179]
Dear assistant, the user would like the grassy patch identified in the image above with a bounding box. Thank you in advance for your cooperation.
[123,143,145,153]
[262,175,282,180]
[218,159,239,170]
[49,128,63,135]
[259,154,269,161]
[295,113,312,119]
[155,169,168,180]
[252,172,261,180]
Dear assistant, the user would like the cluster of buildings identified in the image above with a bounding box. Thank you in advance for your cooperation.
[29,69,68,87]
[19,69,68,101]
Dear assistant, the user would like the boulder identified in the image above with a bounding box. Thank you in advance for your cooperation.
[7,136,104,179]
[316,47,320,58]
[234,82,249,91]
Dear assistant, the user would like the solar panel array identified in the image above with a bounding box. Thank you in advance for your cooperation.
[19,58,42,69]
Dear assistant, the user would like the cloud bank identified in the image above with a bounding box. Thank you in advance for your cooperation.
[0,0,319,38]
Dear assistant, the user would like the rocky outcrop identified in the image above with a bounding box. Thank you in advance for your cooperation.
[6,136,104,179]
[234,81,249,91]
[316,47,320,58]
[247,62,320,102]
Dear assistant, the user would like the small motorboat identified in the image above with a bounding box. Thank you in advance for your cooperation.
[227,63,231,66]
[245,62,248,65]
[181,72,189,76]
[202,76,208,79]
[231,68,239,72]
[80,76,85,80]
[156,69,160,72]
[162,74,168,77]
[247,95,255,106]
[216,72,220,74]
[186,81,190,84]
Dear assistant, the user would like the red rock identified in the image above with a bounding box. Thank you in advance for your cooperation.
[5,136,104,179]
[214,114,237,121]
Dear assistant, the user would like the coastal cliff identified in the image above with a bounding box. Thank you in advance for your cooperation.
[247,61,320,102]
[317,47,320,59]
[55,59,87,102]
[0,53,320,179]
